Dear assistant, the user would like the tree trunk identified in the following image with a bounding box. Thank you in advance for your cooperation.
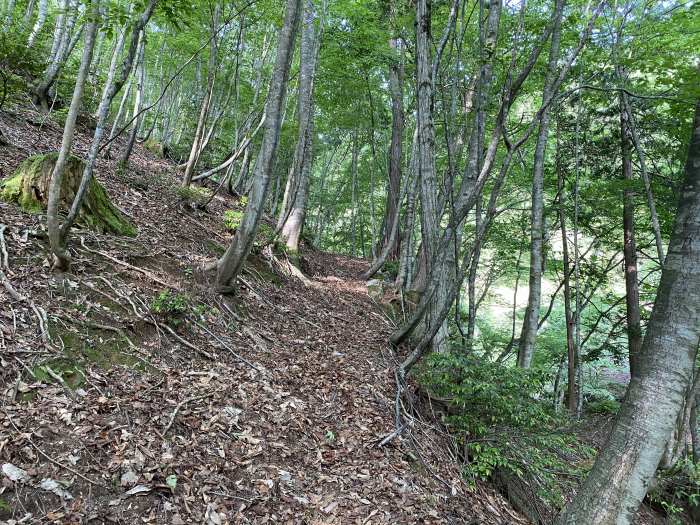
[47,0,99,270]
[33,0,81,110]
[557,123,578,412]
[620,94,643,380]
[119,32,146,166]
[415,0,449,353]
[26,0,47,48]
[52,0,157,265]
[395,129,419,289]
[350,131,358,257]
[279,0,322,254]
[517,0,565,368]
[215,0,301,292]
[182,2,221,187]
[380,35,404,259]
[555,97,700,525]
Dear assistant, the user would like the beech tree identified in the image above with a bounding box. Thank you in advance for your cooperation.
[215,0,301,292]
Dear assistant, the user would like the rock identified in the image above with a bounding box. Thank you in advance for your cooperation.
[0,153,136,236]
[366,279,384,300]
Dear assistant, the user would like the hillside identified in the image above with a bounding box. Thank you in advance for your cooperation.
[0,107,523,524]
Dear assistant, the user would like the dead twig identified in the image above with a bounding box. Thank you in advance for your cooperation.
[163,392,214,436]
[191,318,261,372]
[80,236,176,289]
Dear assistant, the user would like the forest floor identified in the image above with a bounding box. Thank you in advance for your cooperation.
[0,106,525,524]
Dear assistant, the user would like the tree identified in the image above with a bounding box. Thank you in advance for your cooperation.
[216,0,301,292]
[46,0,99,270]
[278,0,323,256]
[517,0,565,369]
[555,96,700,525]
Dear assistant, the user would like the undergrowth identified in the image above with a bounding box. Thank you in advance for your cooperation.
[418,352,595,507]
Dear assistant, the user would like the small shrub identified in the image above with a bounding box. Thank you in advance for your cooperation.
[586,399,620,414]
[150,290,189,327]
[418,352,594,506]
[223,209,244,231]
[381,260,399,279]
[649,458,700,523]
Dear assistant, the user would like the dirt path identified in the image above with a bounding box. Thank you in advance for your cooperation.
[0,106,521,524]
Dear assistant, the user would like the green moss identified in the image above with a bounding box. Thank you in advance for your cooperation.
[176,186,211,207]
[0,153,136,236]
[0,497,11,513]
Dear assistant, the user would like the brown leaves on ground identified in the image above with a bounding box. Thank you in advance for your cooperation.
[0,106,522,524]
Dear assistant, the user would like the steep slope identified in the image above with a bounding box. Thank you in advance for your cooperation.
[0,107,522,524]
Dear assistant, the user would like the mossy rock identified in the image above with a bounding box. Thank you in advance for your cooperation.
[0,152,136,236]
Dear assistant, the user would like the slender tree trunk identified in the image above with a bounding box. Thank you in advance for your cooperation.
[26,0,47,47]
[517,0,565,368]
[557,123,578,412]
[380,35,404,259]
[182,2,221,187]
[350,131,358,257]
[119,32,146,166]
[555,97,700,525]
[33,0,81,110]
[620,94,643,380]
[104,77,132,158]
[47,0,99,270]
[53,0,157,263]
[617,70,665,266]
[395,129,419,289]
[215,0,301,292]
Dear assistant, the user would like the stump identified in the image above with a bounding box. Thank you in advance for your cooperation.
[0,153,136,236]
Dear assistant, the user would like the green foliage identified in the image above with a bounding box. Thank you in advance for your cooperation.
[649,458,700,523]
[419,352,594,505]
[150,290,189,327]
[223,209,244,231]
[586,399,620,414]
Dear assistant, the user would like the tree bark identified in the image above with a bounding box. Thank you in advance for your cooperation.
[380,33,404,259]
[26,0,47,48]
[119,32,146,166]
[182,2,221,187]
[557,122,579,412]
[620,93,643,380]
[216,0,301,292]
[517,0,565,368]
[33,0,81,110]
[555,97,700,525]
[279,0,322,254]
[47,0,99,270]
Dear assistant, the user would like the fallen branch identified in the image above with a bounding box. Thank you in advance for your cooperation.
[155,320,214,359]
[191,318,261,372]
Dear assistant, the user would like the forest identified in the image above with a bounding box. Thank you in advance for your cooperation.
[0,0,699,523]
